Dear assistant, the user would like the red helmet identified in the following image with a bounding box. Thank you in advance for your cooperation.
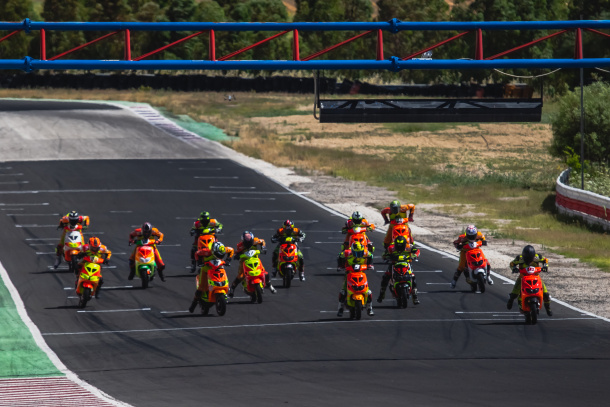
[88,237,101,252]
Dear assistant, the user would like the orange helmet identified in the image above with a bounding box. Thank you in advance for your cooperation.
[88,237,101,252]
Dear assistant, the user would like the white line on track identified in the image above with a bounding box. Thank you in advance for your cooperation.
[0,203,49,206]
[0,181,29,185]
[1,208,23,211]
[160,310,190,314]
[245,210,296,213]
[210,186,255,189]
[232,197,275,200]
[41,317,601,336]
[0,173,24,176]
[29,243,55,246]
[175,217,193,220]
[315,241,344,244]
[455,311,520,314]
[25,237,57,241]
[36,252,56,255]
[194,176,238,179]
[77,308,151,314]
[426,282,451,285]
[0,167,13,169]
[51,265,117,270]
[272,220,318,223]
[6,213,59,216]
[15,224,57,228]
[415,270,444,273]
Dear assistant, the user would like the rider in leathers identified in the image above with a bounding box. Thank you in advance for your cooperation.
[228,231,276,297]
[54,211,90,269]
[128,222,166,282]
[188,241,234,313]
[507,245,552,316]
[76,237,112,299]
[337,242,374,317]
[189,211,223,272]
[451,224,489,289]
[271,220,306,281]
[378,236,421,305]
[380,200,415,254]
[341,211,375,252]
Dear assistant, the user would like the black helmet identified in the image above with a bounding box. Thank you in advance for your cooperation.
[142,222,153,239]
[198,211,211,226]
[394,236,408,252]
[242,231,254,248]
[522,245,536,264]
[284,219,293,229]
[390,200,400,215]
[68,211,79,226]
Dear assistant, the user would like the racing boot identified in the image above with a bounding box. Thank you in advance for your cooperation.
[337,303,344,317]
[377,292,385,303]
[486,264,494,285]
[544,293,553,316]
[299,268,305,282]
[412,288,420,305]
[366,302,374,316]
[128,260,136,280]
[269,284,277,294]
[157,264,166,282]
[95,278,103,299]
[450,279,457,289]
[190,260,196,273]
[506,293,518,310]
[229,279,239,298]
[53,255,62,270]
[188,292,201,313]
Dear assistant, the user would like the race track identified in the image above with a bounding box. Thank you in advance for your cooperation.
[1,102,609,407]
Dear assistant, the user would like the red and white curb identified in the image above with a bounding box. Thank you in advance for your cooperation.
[0,263,131,407]
[0,377,121,406]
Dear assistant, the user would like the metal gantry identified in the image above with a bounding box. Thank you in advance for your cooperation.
[1,19,610,71]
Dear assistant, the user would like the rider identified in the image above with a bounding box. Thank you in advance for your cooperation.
[188,241,234,313]
[377,236,421,305]
[54,210,90,269]
[189,211,223,272]
[380,200,415,254]
[76,237,112,299]
[228,231,276,297]
[507,245,552,316]
[450,224,488,289]
[337,241,374,317]
[128,222,166,282]
[271,220,306,281]
[341,211,375,252]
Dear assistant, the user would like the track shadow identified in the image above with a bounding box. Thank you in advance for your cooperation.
[31,269,74,275]
[45,305,81,310]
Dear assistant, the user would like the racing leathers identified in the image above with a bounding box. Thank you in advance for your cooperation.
[189,217,223,271]
[341,217,375,252]
[128,226,165,281]
[229,237,275,295]
[451,231,487,288]
[378,243,421,305]
[188,245,234,313]
[54,214,89,268]
[336,247,374,316]
[381,203,415,248]
[507,254,551,315]
[271,226,306,280]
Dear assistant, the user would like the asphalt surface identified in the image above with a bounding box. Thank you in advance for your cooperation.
[1,158,610,407]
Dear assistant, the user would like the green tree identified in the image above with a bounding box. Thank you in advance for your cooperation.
[551,81,610,163]
[0,0,34,59]
[192,0,226,59]
[131,1,171,60]
[41,0,86,59]
[81,0,132,59]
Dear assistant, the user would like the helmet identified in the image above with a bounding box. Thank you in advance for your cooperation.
[283,220,293,229]
[390,200,401,214]
[142,222,153,239]
[465,224,478,241]
[522,245,536,264]
[88,237,101,252]
[212,241,226,258]
[68,211,79,226]
[198,211,211,226]
[351,211,363,225]
[394,236,408,252]
[351,241,365,258]
[242,231,254,247]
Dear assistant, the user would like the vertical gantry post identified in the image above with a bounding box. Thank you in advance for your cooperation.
[376,29,384,60]
[124,29,131,61]
[40,28,46,60]
[574,28,583,59]
[293,29,300,61]
[209,29,216,61]
[475,28,483,60]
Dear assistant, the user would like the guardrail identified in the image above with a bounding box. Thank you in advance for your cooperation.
[555,169,610,230]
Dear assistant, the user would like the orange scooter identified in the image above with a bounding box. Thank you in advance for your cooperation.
[518,266,544,325]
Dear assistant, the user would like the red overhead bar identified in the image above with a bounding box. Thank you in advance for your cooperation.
[585,27,610,38]
[475,29,483,59]
[209,29,215,61]
[302,30,374,61]
[486,30,569,60]
[402,30,470,60]
[293,30,300,61]
[134,31,207,61]
[376,29,384,60]
[40,29,46,60]
[124,29,131,61]
[575,28,583,59]
[48,30,123,61]
[0,30,22,44]
[218,30,291,61]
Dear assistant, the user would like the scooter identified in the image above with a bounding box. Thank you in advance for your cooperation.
[190,226,221,272]
[389,257,416,309]
[240,249,266,304]
[134,238,157,289]
[518,266,544,325]
[76,260,101,309]
[462,240,493,293]
[345,224,375,253]
[277,236,300,288]
[342,264,371,320]
[196,259,229,316]
[63,229,84,276]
